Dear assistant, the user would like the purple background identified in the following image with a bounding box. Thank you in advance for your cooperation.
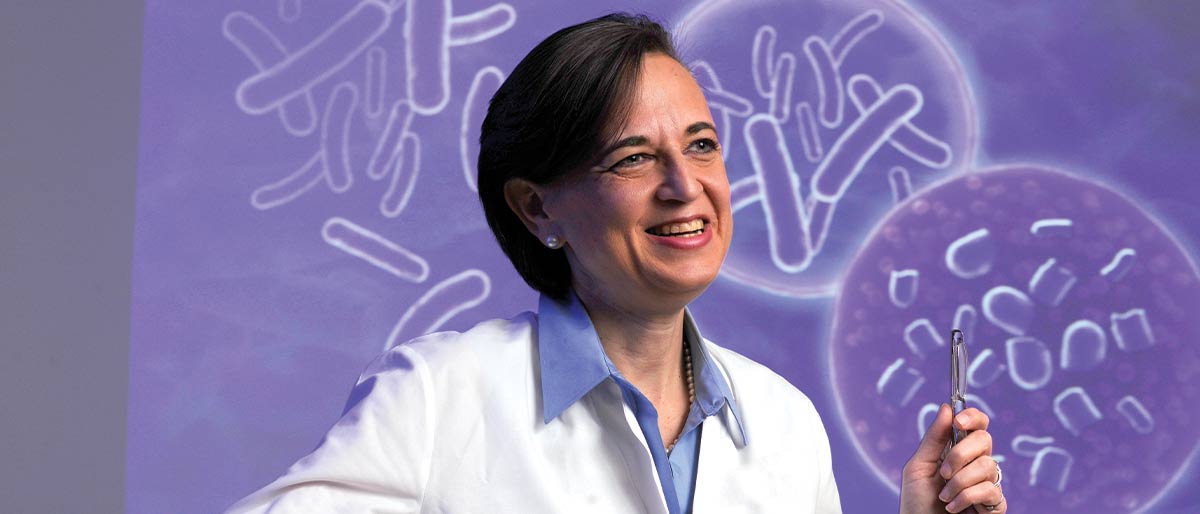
[129,1,1200,512]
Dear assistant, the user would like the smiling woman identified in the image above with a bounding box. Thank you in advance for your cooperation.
[227,13,1004,514]
[504,52,733,318]
[476,14,693,302]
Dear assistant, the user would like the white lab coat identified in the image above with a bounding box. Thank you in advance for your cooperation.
[226,312,842,513]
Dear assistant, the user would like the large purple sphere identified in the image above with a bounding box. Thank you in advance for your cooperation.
[674,0,975,297]
[830,165,1200,512]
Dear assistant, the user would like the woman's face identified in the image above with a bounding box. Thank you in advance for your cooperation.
[541,53,732,310]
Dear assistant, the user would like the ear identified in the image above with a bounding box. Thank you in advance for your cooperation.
[503,178,557,241]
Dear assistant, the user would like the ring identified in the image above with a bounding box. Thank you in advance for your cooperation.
[992,461,1003,487]
[983,498,1003,511]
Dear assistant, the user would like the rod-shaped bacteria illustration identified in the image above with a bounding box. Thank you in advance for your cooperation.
[888,166,912,204]
[321,216,429,283]
[403,0,450,115]
[321,82,359,193]
[446,4,516,46]
[251,152,327,210]
[385,269,491,349]
[810,84,922,203]
[236,0,393,115]
[804,36,843,128]
[460,67,504,192]
[829,9,883,63]
[752,26,777,99]
[223,11,318,135]
[380,132,421,217]
[769,52,796,123]
[364,46,388,118]
[404,0,516,116]
[795,102,824,162]
[367,100,415,180]
[847,74,952,169]
[744,113,812,272]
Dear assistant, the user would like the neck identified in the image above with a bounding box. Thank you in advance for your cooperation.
[573,284,687,404]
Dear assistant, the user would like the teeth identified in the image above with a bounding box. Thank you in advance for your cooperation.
[651,219,705,236]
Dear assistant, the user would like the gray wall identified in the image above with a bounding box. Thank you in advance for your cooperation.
[0,1,143,512]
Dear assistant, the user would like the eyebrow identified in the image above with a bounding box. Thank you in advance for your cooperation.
[610,135,649,151]
[686,121,717,136]
[595,122,719,163]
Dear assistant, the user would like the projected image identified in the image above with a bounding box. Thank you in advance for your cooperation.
[127,0,1200,511]
[674,0,975,298]
[830,164,1200,512]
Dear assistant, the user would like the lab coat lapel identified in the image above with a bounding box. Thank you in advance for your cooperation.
[589,379,671,514]
[691,409,742,514]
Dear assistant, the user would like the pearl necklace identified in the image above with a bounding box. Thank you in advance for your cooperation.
[666,342,695,452]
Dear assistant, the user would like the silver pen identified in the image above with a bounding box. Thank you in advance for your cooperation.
[950,329,969,446]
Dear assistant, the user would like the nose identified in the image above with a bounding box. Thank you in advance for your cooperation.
[656,158,703,203]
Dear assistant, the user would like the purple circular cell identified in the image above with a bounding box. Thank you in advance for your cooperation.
[829,165,1200,512]
[674,0,976,297]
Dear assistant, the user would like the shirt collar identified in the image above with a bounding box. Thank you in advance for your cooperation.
[537,292,612,424]
[537,292,747,444]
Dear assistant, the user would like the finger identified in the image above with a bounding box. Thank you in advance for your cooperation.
[945,480,1004,513]
[912,403,954,464]
[953,407,991,432]
[972,493,1006,514]
[938,455,997,505]
[940,429,993,480]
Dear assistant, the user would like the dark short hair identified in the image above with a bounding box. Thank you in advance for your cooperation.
[477,13,680,299]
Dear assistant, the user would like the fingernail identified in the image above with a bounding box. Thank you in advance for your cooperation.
[955,412,969,427]
[938,486,949,502]
[940,462,950,478]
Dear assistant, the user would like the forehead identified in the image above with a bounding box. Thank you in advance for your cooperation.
[618,53,713,132]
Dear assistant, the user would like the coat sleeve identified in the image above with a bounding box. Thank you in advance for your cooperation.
[224,345,437,514]
[813,408,843,514]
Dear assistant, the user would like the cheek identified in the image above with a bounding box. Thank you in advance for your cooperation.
[561,194,638,243]
[706,174,733,217]
[595,189,648,227]
[708,176,735,243]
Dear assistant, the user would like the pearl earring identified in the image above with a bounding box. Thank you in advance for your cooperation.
[544,234,563,249]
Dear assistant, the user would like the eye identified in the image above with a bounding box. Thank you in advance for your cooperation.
[608,153,652,172]
[688,138,720,154]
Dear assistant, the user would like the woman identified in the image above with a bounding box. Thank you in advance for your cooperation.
[229,13,1006,514]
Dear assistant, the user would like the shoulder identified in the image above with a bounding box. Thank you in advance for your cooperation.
[338,311,540,440]
[361,311,538,380]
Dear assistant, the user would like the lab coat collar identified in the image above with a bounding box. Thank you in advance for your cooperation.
[537,292,747,446]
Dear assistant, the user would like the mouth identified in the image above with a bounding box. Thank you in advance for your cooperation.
[645,218,708,238]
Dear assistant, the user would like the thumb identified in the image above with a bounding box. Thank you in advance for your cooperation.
[912,403,954,464]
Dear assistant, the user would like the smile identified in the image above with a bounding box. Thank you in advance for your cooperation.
[647,218,706,237]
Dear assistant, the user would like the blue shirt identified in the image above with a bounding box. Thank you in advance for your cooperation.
[538,292,747,514]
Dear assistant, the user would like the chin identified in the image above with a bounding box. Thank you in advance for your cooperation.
[651,268,720,299]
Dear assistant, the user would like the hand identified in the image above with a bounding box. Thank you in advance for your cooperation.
[899,404,1005,513]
